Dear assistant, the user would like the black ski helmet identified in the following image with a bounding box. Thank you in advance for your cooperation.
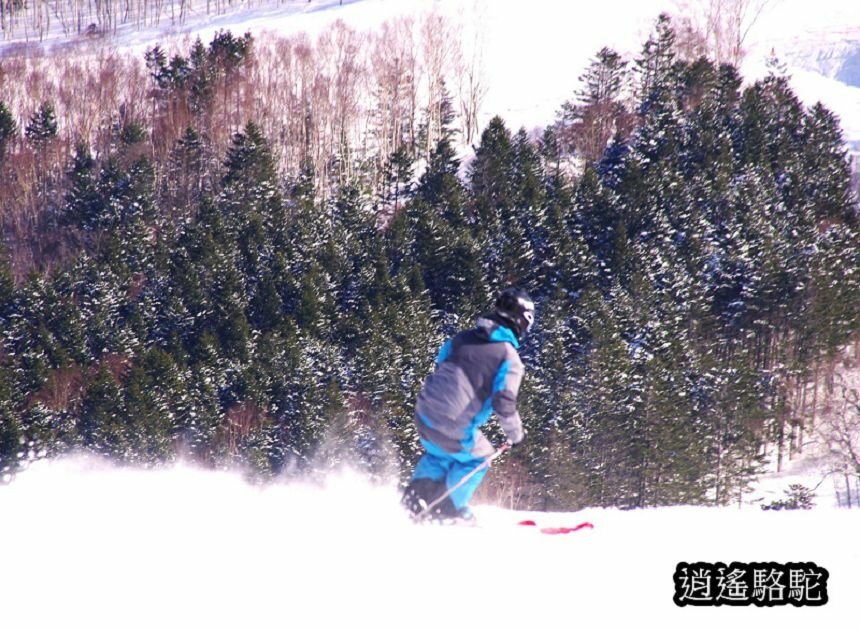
[494,287,535,339]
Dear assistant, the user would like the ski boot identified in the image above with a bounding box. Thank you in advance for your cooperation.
[401,478,446,518]
[401,478,467,523]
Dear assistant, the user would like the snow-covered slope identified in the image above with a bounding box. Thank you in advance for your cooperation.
[0,457,857,630]
[123,0,860,143]
[4,0,859,141]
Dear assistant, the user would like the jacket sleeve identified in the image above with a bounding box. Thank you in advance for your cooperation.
[434,339,453,366]
[491,351,525,444]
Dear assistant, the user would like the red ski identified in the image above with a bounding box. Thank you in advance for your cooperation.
[517,519,594,535]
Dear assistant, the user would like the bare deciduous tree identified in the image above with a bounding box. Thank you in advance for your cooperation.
[672,0,773,67]
[453,0,487,146]
[817,372,860,477]
[419,6,462,156]
[2,8,485,272]
[371,16,419,162]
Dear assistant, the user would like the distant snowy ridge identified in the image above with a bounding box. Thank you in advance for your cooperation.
[778,32,860,86]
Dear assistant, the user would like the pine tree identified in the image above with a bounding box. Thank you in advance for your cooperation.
[0,248,23,478]
[469,116,520,292]
[79,366,128,459]
[249,272,283,332]
[166,126,208,221]
[522,289,589,509]
[64,142,101,230]
[122,348,184,464]
[214,121,288,356]
[0,100,17,161]
[24,101,58,147]
[469,115,516,229]
[180,348,225,465]
[636,13,679,105]
[189,37,216,115]
[221,121,285,261]
[379,145,414,215]
[574,166,625,287]
[400,197,482,315]
[557,47,632,163]
[417,135,466,226]
[282,161,334,323]
[801,103,855,226]
[683,60,738,187]
[293,261,334,338]
[144,45,172,89]
[212,265,251,361]
[261,330,347,471]
[2,271,88,397]
[573,286,640,506]
[328,184,385,351]
[0,245,13,316]
[508,128,545,287]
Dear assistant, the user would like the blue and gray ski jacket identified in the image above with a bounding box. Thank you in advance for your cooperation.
[415,316,525,457]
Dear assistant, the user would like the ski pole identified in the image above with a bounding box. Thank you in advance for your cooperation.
[415,442,511,520]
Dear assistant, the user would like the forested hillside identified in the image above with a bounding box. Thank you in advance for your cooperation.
[1,13,858,509]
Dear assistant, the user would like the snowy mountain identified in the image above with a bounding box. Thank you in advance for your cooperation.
[0,456,857,630]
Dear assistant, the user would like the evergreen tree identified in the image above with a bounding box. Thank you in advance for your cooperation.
[417,135,466,226]
[508,128,546,287]
[353,273,439,467]
[558,47,632,163]
[469,116,519,291]
[0,101,17,161]
[122,348,184,464]
[144,45,172,89]
[2,272,87,396]
[573,286,640,506]
[521,289,589,508]
[469,115,516,227]
[0,246,13,316]
[166,126,208,221]
[801,103,855,226]
[399,197,482,316]
[0,249,23,479]
[24,101,58,147]
[328,184,385,351]
[635,13,678,105]
[379,145,414,215]
[78,366,127,459]
[189,37,216,115]
[64,143,101,229]
[180,350,225,465]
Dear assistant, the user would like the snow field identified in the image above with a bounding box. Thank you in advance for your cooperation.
[0,457,858,630]
[7,0,859,141]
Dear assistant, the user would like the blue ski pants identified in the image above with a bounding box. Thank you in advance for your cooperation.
[411,438,489,510]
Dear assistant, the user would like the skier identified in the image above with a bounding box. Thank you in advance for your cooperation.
[402,287,535,522]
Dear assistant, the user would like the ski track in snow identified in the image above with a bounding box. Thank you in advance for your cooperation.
[1,456,858,629]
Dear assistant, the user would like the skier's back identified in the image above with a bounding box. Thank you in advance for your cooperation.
[403,287,535,521]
